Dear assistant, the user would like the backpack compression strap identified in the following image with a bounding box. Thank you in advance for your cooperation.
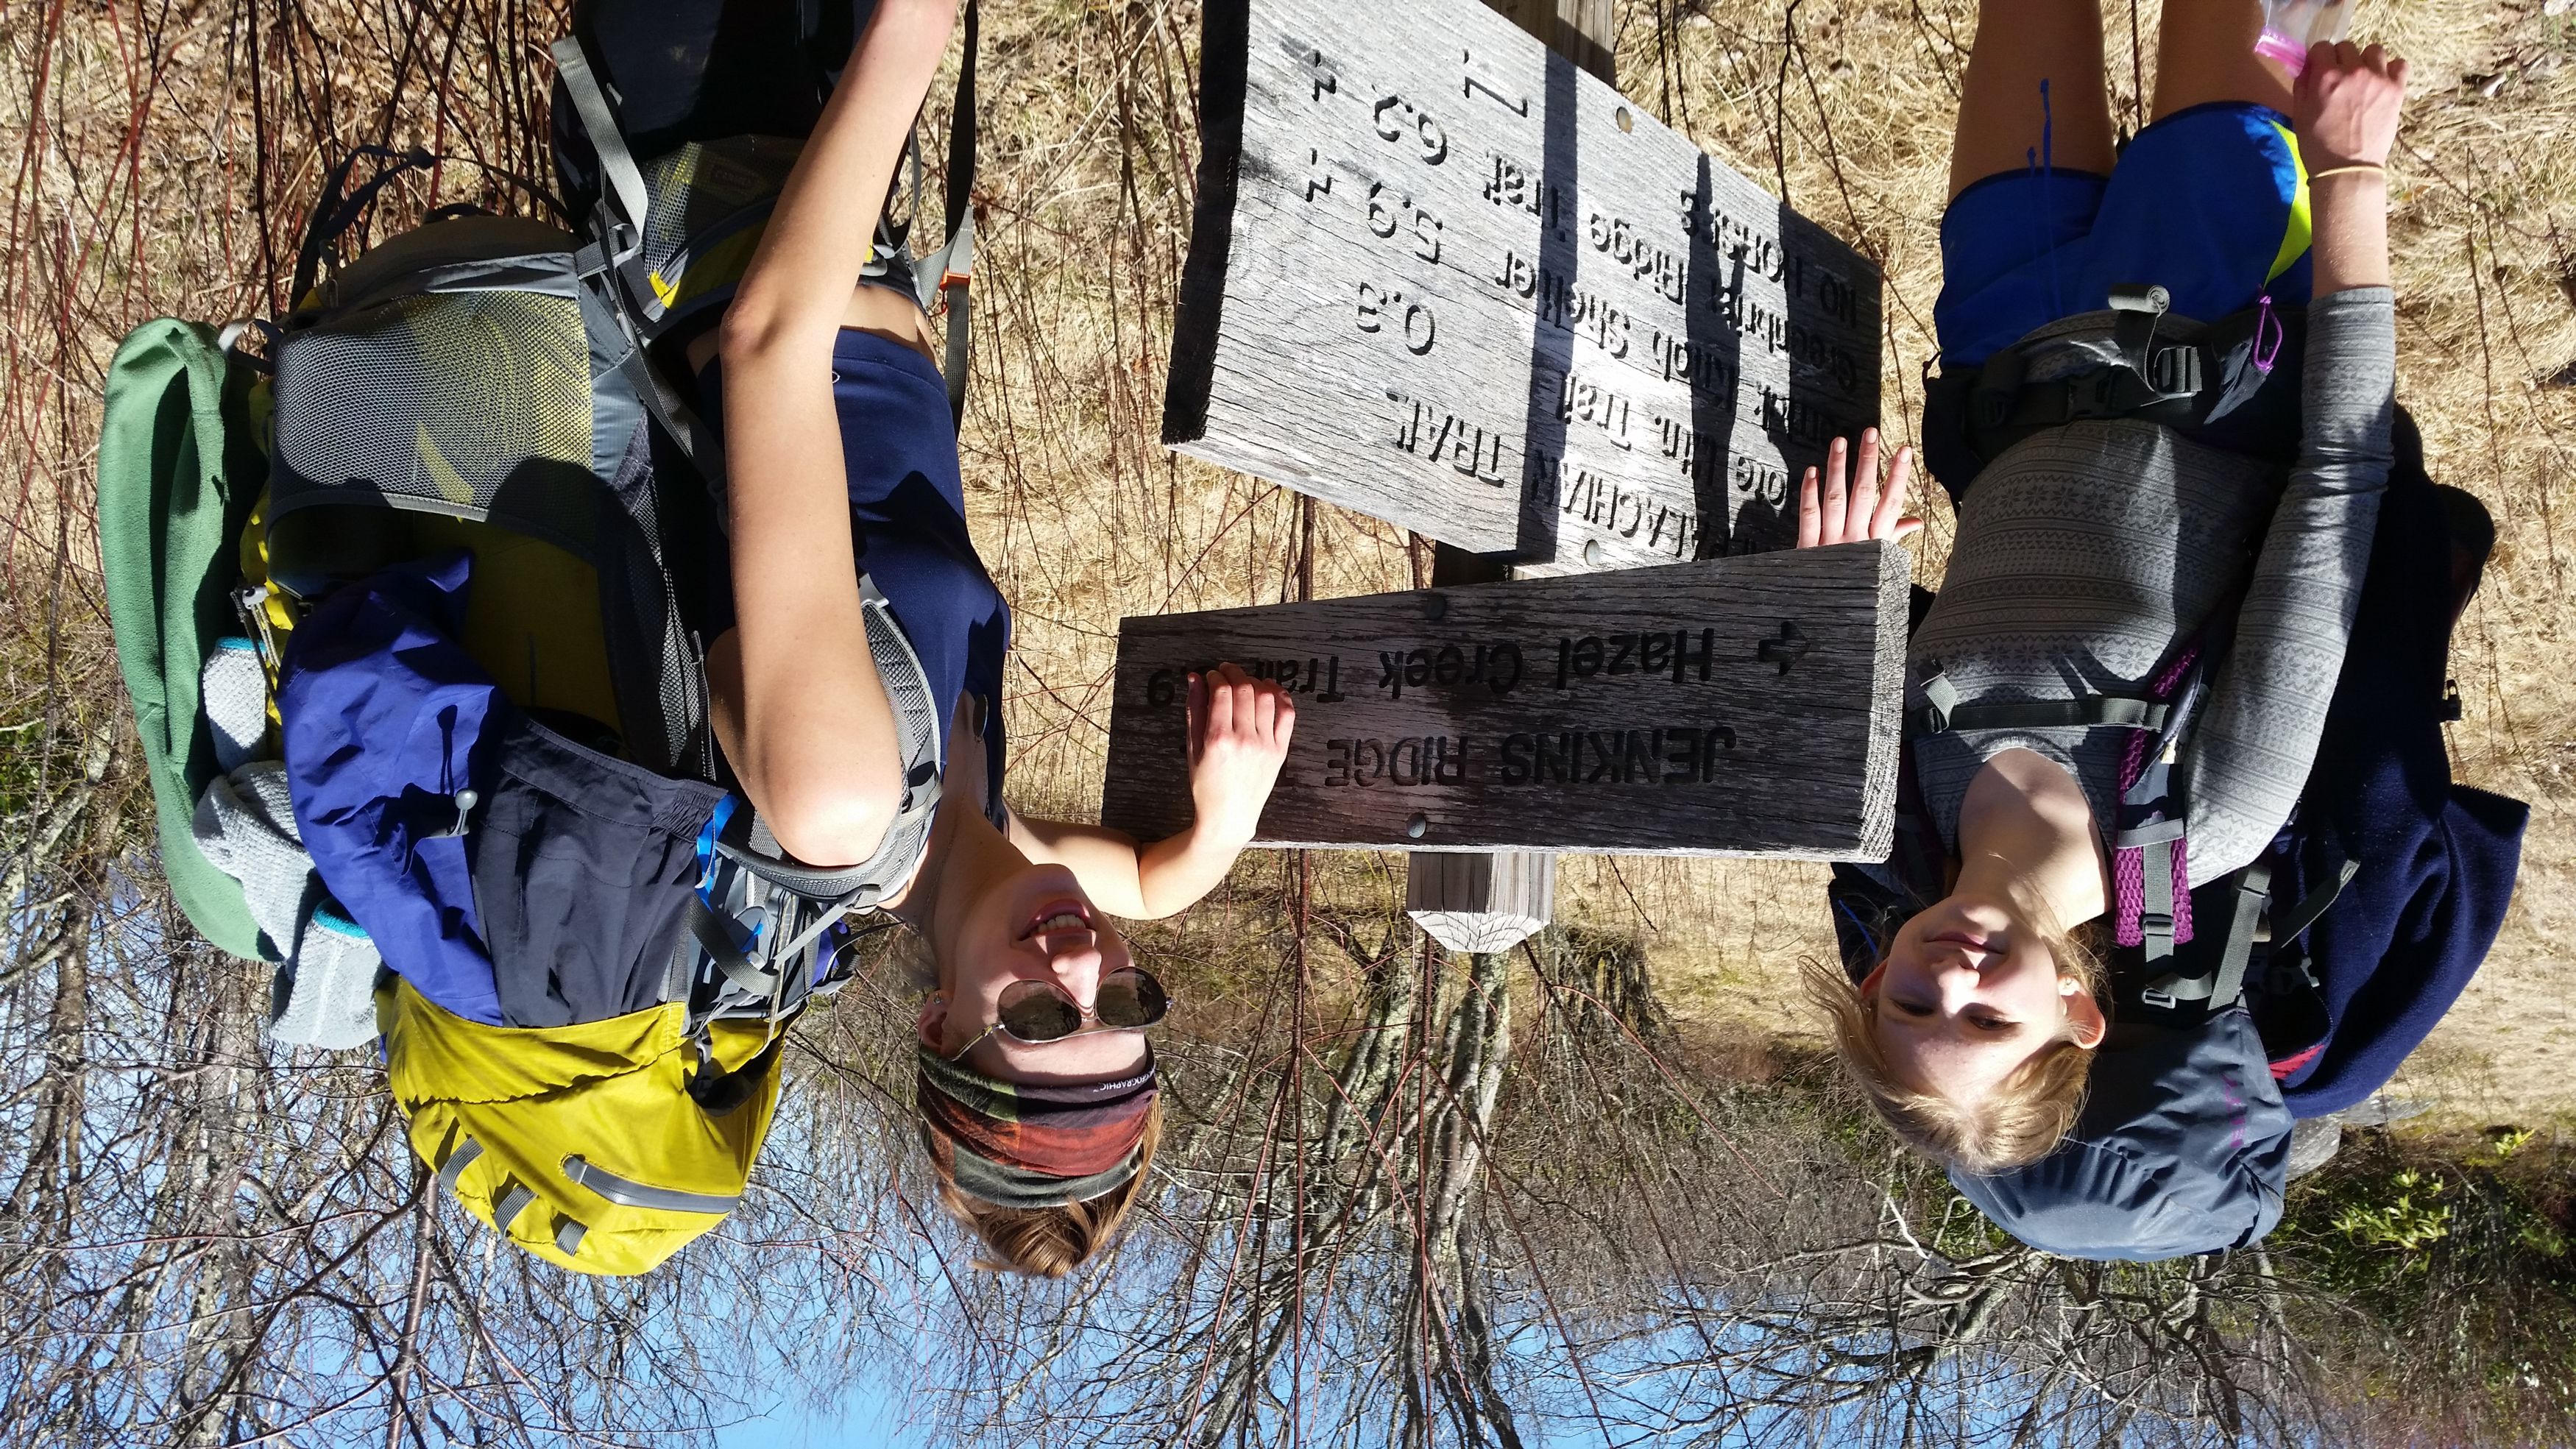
[2271,857,2358,947]
[912,0,980,426]
[562,1155,742,1214]
[2137,854,2357,1016]
[291,146,437,305]
[548,38,652,277]
[2141,861,2268,1011]
[1916,673,2170,734]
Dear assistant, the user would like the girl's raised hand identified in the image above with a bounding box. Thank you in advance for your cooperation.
[2294,42,2409,174]
[1797,428,1924,549]
[1185,662,1295,844]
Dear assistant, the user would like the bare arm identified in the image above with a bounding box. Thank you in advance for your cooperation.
[710,0,957,866]
[1010,665,1296,919]
[2297,41,2405,297]
[2307,172,2388,297]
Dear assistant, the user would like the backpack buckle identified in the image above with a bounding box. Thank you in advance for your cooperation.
[2149,345,2203,397]
[2109,285,2170,391]
[2070,371,2126,418]
[1917,670,1961,734]
[1970,347,2026,428]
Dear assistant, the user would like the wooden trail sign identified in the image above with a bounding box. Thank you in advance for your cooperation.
[1164,0,1883,570]
[1100,542,1911,857]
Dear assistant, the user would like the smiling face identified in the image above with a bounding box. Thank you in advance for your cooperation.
[1859,893,2106,1108]
[915,861,1151,1086]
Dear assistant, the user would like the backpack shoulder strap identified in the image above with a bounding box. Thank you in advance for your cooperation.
[2140,860,2268,1013]
[913,0,980,425]
[676,577,948,1022]
[550,33,739,495]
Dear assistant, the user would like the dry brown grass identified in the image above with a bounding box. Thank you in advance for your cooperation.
[7,0,2574,1129]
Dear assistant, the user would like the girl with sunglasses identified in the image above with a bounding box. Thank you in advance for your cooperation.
[561,0,1294,1275]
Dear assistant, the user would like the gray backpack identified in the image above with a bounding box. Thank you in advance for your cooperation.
[263,185,705,770]
[205,134,946,1046]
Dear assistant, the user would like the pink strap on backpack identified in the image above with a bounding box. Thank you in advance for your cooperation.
[2110,645,2204,949]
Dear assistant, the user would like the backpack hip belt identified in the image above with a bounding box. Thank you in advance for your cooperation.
[548,0,979,439]
[1922,283,2307,497]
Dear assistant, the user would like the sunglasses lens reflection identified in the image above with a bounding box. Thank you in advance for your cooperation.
[997,980,1083,1041]
[1096,968,1168,1029]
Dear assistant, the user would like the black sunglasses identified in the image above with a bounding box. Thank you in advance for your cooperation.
[950,968,1170,1058]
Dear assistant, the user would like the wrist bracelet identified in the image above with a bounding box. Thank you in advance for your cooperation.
[2310,163,2386,181]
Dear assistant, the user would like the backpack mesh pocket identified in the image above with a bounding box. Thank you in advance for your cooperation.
[634,138,803,327]
[272,288,595,545]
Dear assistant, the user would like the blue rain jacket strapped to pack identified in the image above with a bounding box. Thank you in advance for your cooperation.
[279,551,724,1027]
[279,551,506,1021]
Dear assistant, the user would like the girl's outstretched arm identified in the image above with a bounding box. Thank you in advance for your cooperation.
[2185,43,2406,876]
[710,0,959,867]
[1011,665,1297,919]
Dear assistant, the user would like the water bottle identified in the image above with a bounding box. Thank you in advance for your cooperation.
[2255,0,2355,76]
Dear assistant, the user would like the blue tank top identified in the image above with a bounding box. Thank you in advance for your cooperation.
[700,329,1010,817]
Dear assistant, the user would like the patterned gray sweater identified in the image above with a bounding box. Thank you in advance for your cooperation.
[1908,288,2397,885]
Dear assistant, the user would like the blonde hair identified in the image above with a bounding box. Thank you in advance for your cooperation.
[1803,920,2109,1175]
[931,1099,1164,1278]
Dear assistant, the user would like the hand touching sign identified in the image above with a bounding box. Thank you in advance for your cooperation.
[1187,662,1297,843]
[1797,428,1925,549]
[1005,661,1295,921]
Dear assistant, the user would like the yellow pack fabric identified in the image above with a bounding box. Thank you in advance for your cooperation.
[253,500,626,746]
[403,513,623,740]
[381,978,787,1276]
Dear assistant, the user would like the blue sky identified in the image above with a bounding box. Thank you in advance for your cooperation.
[714,1375,924,1449]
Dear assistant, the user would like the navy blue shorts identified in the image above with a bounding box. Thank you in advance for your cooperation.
[1934,102,2314,366]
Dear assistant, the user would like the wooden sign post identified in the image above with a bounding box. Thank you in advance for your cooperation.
[1100,544,1910,858]
[1404,0,1610,954]
[1164,0,1883,570]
